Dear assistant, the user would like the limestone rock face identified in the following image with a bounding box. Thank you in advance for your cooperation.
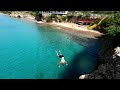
[114,47,120,57]
[84,36,120,79]
[9,11,35,20]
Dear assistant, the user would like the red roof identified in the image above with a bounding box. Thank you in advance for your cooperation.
[78,20,95,23]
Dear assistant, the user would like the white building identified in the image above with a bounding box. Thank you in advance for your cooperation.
[39,11,68,15]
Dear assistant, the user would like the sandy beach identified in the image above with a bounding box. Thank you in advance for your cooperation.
[46,22,104,38]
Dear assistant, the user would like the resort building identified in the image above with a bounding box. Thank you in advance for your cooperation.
[39,11,68,15]
[37,11,69,21]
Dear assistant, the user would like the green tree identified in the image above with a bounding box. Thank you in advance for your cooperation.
[102,12,120,36]
[30,11,39,16]
[62,16,67,21]
[46,16,53,22]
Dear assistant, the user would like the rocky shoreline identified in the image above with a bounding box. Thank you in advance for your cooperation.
[79,35,120,79]
[9,11,35,20]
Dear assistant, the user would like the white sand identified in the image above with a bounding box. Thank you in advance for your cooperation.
[51,22,103,35]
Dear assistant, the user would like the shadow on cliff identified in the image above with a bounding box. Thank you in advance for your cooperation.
[59,35,102,79]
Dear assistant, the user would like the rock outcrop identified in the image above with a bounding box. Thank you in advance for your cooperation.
[9,11,35,20]
[35,14,42,21]
[82,36,120,79]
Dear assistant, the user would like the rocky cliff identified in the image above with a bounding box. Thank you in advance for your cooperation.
[9,11,35,20]
[79,35,120,79]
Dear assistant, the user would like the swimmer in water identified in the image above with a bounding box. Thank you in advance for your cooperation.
[55,50,68,68]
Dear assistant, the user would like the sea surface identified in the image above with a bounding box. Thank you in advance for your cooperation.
[0,14,101,79]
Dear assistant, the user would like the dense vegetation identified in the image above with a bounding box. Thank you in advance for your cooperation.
[91,11,118,14]
[44,14,68,22]
[29,11,39,16]
[101,12,120,36]
[0,11,12,14]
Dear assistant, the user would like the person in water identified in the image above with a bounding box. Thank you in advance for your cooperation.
[55,50,68,68]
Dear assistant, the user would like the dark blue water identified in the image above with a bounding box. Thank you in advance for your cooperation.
[0,14,101,79]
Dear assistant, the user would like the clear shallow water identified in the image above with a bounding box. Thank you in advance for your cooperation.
[0,14,101,79]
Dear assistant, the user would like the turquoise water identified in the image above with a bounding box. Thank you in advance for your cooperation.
[0,14,101,79]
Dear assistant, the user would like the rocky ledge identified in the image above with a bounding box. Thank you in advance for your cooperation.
[79,36,120,79]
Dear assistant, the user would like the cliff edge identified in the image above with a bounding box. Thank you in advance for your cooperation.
[80,35,120,79]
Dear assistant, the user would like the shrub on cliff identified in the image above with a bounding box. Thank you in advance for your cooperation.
[103,12,120,36]
[30,11,39,16]
[62,16,67,21]
[57,15,67,22]
[46,14,67,22]
[46,14,57,22]
[105,25,120,36]
[46,16,53,22]
[91,11,118,14]
[0,11,12,15]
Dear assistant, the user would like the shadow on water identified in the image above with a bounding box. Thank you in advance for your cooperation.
[59,35,102,79]
[35,24,102,79]
[36,72,44,79]
[70,33,102,57]
[59,51,98,79]
[39,72,44,79]
[59,51,84,79]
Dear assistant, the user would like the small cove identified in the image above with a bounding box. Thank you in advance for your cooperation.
[0,14,101,79]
